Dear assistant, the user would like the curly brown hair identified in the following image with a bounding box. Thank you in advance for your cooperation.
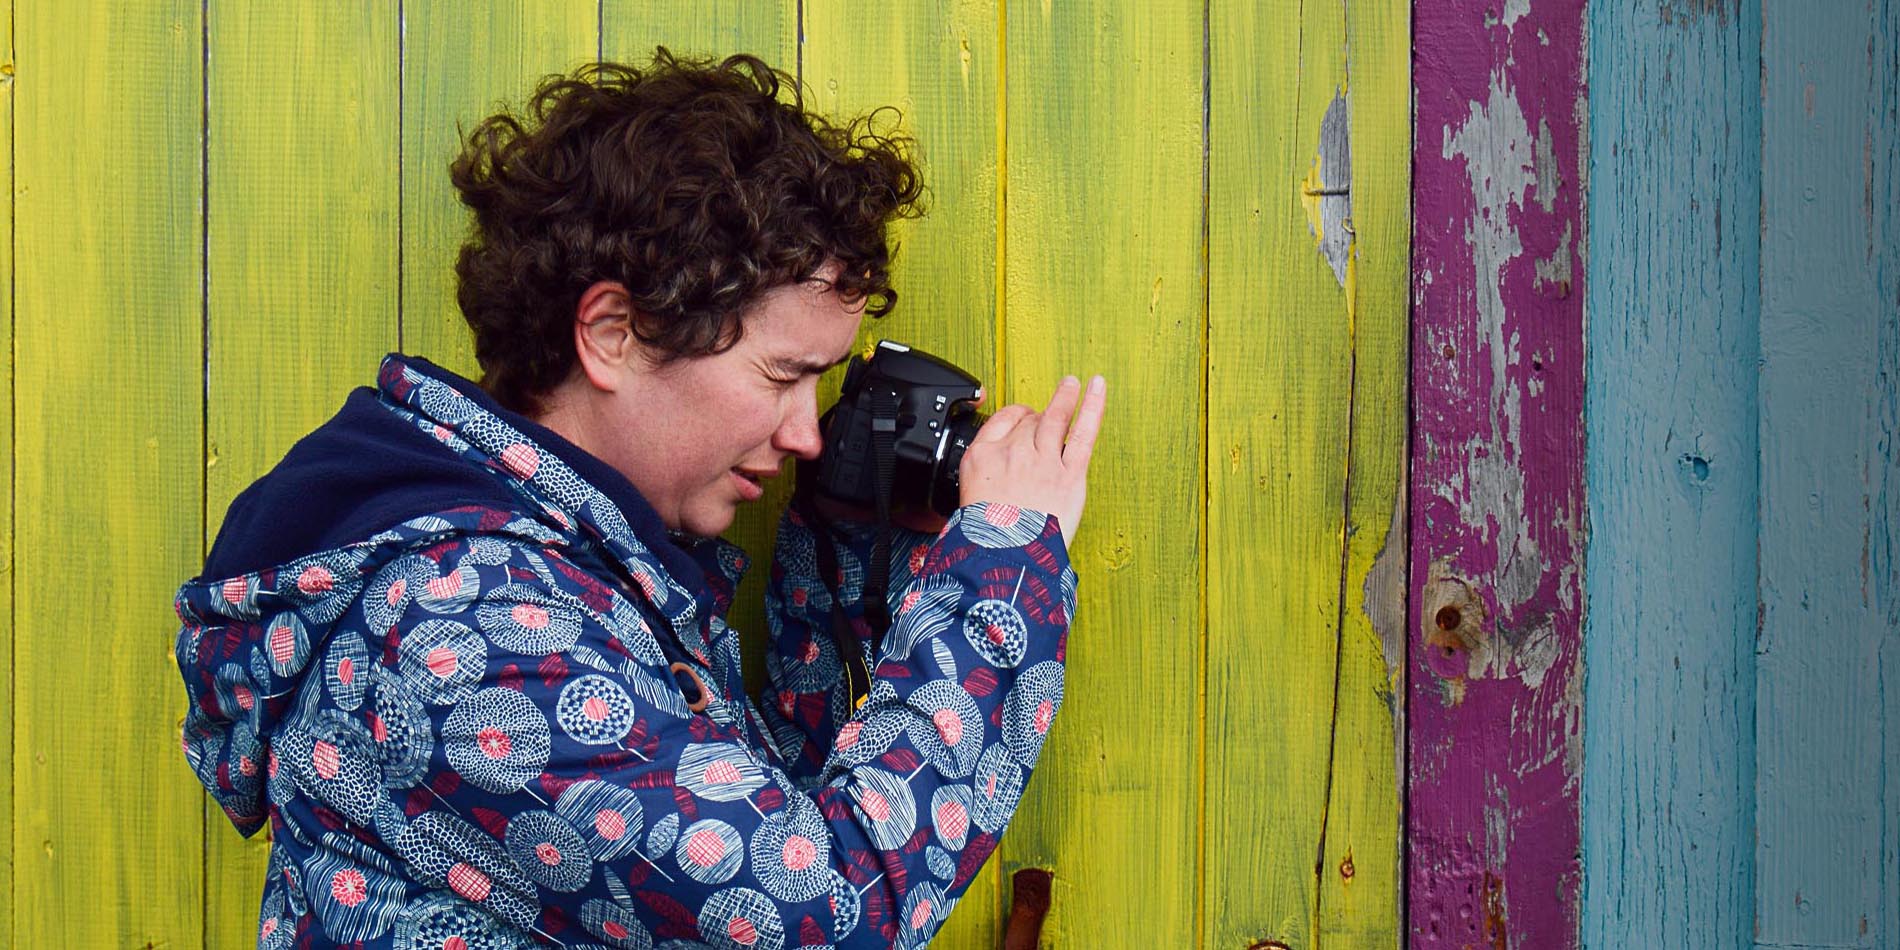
[448,49,925,414]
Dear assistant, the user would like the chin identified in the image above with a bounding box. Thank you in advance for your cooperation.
[679,506,738,539]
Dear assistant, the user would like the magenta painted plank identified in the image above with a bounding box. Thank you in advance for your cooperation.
[1408,1,1586,948]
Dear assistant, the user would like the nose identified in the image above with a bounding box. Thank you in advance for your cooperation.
[774,393,824,462]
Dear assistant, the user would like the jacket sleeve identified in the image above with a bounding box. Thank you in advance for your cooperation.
[318,502,1075,949]
[755,497,944,784]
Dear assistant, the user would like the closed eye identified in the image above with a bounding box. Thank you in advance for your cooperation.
[771,353,852,378]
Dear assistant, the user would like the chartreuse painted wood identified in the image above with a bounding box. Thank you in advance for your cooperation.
[603,0,797,73]
[1208,0,1409,944]
[802,5,1004,945]
[1208,0,1362,945]
[7,3,1429,945]
[401,1,600,380]
[12,0,206,947]
[0,2,14,944]
[202,6,401,943]
[1581,3,1762,947]
[996,1,1203,944]
[1319,0,1409,944]
[597,0,798,734]
[1756,2,1899,943]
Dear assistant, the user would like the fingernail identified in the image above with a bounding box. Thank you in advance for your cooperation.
[1088,375,1105,394]
[1063,375,1079,388]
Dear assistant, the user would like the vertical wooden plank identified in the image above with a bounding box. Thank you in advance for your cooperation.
[1876,7,1900,945]
[401,2,600,378]
[998,1,1202,943]
[1318,0,1410,943]
[1206,0,1357,944]
[13,0,205,946]
[1579,2,1761,947]
[1409,1,1586,947]
[1757,1,1899,942]
[602,0,797,70]
[203,2,400,944]
[801,4,1002,945]
[0,2,14,945]
[599,4,799,717]
[597,1,797,697]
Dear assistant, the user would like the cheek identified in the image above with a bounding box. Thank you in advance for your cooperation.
[704,384,787,458]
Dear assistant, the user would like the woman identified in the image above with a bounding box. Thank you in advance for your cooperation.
[174,49,1105,949]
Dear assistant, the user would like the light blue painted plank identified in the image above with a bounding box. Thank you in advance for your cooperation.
[1757,2,1897,944]
[1872,2,1900,947]
[1580,4,1761,948]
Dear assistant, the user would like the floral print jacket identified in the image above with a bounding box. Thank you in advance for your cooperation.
[173,354,1075,949]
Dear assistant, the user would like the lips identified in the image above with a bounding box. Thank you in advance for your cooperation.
[731,468,770,501]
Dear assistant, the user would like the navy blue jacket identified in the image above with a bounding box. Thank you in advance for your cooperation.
[174,354,1077,949]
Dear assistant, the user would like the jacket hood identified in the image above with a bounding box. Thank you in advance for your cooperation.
[173,354,747,834]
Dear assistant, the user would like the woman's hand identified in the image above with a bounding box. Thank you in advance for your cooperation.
[958,375,1107,548]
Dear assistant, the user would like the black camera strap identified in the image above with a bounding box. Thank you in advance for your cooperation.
[864,387,899,640]
[794,387,900,713]
[809,519,873,712]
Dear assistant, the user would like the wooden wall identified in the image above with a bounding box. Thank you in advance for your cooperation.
[1581,0,1900,947]
[2,1,1409,947]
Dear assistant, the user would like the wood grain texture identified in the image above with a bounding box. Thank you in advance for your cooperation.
[801,3,1003,945]
[1317,0,1410,944]
[4,4,1439,945]
[1580,3,1761,947]
[0,2,13,943]
[1877,8,1900,947]
[1409,1,1586,947]
[602,0,797,71]
[996,0,1204,943]
[12,0,205,946]
[1756,2,1900,942]
[400,1,599,378]
[598,4,797,707]
[1206,0,1372,944]
[202,4,400,943]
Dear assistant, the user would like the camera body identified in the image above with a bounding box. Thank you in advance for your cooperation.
[812,340,987,517]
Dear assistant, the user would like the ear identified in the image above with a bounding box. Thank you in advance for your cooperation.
[572,280,639,392]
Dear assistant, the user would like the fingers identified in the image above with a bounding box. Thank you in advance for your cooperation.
[1035,377,1081,453]
[971,403,1034,444]
[1063,375,1107,472]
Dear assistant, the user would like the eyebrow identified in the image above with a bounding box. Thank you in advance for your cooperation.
[772,353,853,375]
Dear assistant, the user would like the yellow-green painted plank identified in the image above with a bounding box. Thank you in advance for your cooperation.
[598,0,798,702]
[802,3,1003,944]
[602,0,797,71]
[0,3,14,945]
[13,1,205,946]
[1207,0,1358,944]
[203,3,400,943]
[999,0,1204,943]
[401,1,599,378]
[1316,0,1408,945]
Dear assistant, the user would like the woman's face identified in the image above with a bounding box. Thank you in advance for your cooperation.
[568,266,865,538]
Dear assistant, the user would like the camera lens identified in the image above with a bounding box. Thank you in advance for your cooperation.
[929,406,987,516]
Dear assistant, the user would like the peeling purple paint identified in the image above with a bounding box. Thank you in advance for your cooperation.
[1409,1,1586,948]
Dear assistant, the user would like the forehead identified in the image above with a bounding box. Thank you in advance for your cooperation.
[743,275,864,363]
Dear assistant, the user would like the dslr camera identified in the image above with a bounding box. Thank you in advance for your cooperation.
[811,340,987,517]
